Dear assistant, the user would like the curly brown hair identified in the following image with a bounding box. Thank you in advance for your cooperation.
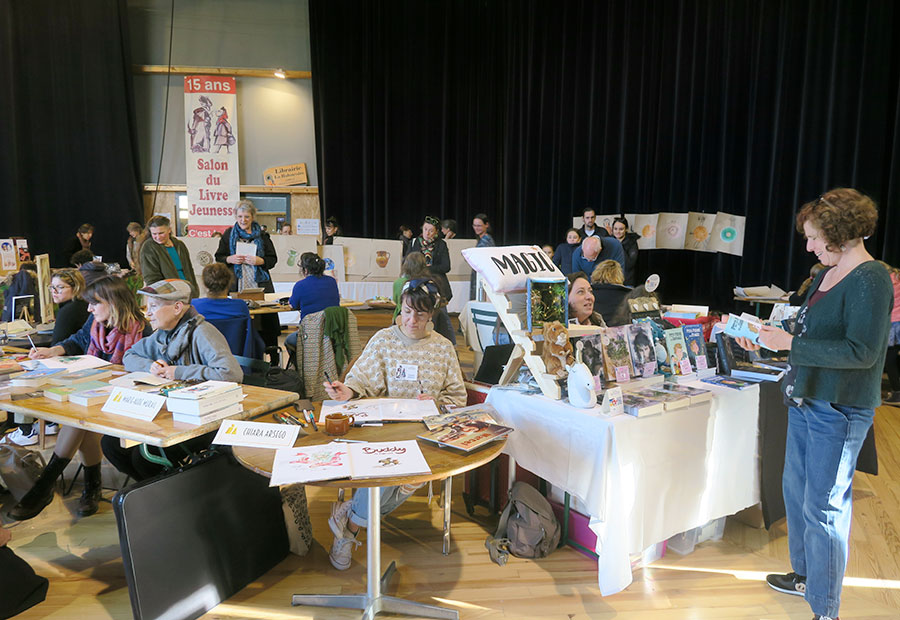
[795,188,878,250]
[201,262,235,294]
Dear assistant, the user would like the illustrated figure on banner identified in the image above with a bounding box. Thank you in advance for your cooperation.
[214,107,235,153]
[188,95,212,153]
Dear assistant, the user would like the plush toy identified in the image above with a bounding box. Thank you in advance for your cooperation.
[541,320,574,378]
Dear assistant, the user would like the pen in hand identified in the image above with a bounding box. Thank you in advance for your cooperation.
[26,333,36,353]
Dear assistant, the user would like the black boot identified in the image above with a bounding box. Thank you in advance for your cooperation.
[8,453,71,521]
[77,463,102,517]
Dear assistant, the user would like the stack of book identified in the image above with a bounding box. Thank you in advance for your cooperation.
[165,380,245,425]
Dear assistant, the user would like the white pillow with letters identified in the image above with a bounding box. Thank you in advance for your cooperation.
[462,245,564,293]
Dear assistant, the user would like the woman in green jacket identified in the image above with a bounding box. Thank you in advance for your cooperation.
[736,188,893,620]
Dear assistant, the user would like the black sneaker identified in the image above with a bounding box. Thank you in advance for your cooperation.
[766,571,806,596]
[884,391,900,406]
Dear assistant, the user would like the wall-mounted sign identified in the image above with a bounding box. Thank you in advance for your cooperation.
[263,163,308,186]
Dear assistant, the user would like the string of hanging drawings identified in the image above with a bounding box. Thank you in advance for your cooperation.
[577,212,746,256]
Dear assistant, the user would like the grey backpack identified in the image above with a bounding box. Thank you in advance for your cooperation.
[485,481,561,565]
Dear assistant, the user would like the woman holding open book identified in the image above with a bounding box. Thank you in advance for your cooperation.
[10,276,151,521]
[733,188,892,620]
[322,278,466,570]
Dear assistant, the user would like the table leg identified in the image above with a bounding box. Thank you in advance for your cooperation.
[442,477,451,555]
[292,485,459,619]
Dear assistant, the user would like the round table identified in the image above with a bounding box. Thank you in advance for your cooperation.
[233,410,506,620]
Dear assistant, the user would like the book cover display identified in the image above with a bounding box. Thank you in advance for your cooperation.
[526,277,568,332]
[575,333,606,391]
[625,323,657,378]
[602,326,634,383]
[418,419,513,453]
[681,324,707,369]
[664,328,689,374]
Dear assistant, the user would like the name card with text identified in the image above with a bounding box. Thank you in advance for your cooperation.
[101,388,166,421]
[213,420,301,449]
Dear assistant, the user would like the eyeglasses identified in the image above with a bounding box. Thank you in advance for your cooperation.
[49,285,70,293]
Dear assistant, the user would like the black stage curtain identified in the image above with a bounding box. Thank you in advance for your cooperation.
[0,0,143,268]
[310,0,900,309]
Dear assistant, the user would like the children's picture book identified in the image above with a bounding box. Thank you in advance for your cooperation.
[625,323,656,378]
[622,392,664,417]
[269,440,431,486]
[664,327,689,374]
[43,380,109,402]
[47,367,112,386]
[602,326,634,382]
[700,375,759,390]
[637,317,676,375]
[681,324,706,369]
[418,419,513,452]
[421,403,499,431]
[526,277,568,332]
[10,367,67,387]
[166,380,241,400]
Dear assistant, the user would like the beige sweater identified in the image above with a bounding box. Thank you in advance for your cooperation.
[344,326,466,407]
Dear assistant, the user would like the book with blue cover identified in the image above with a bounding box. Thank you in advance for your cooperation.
[722,313,776,351]
[681,324,706,369]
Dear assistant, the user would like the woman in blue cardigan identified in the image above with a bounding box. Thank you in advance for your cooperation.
[735,188,893,620]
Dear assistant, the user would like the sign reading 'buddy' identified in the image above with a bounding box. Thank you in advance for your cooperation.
[462,245,564,293]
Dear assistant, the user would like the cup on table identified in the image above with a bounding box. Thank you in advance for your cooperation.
[325,413,355,436]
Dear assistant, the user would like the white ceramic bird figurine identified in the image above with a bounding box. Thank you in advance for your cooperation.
[567,341,597,408]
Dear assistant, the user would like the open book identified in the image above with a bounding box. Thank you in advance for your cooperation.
[319,398,441,424]
[269,440,431,486]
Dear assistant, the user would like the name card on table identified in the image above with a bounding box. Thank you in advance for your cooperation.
[679,357,693,376]
[602,386,624,416]
[101,387,166,421]
[213,420,300,449]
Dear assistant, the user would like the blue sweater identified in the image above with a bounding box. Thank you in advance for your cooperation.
[191,297,250,321]
[572,237,625,276]
[289,275,341,320]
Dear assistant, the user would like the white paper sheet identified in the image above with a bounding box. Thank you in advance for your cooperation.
[655,213,689,249]
[707,212,746,256]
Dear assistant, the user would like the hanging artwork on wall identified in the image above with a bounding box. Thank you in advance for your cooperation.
[707,212,746,256]
[684,212,716,252]
[632,214,658,250]
[655,213,688,249]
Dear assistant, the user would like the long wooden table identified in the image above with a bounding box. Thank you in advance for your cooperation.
[233,409,506,620]
[0,369,300,447]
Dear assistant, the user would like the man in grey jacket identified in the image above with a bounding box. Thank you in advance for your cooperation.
[123,278,242,382]
[102,278,243,481]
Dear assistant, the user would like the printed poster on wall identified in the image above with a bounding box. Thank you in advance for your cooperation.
[707,212,746,256]
[184,75,240,238]
[684,212,716,252]
[655,213,689,249]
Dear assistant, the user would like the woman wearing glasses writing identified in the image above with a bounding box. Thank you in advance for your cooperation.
[322,278,466,571]
[733,188,892,620]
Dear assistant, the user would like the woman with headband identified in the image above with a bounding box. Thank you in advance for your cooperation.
[322,277,466,571]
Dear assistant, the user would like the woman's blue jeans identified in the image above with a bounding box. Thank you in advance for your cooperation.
[784,398,874,618]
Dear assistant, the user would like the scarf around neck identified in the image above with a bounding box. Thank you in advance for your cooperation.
[418,237,436,265]
[88,317,145,364]
[228,221,269,284]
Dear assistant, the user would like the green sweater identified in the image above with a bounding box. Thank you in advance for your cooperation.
[789,261,893,409]
[140,237,199,296]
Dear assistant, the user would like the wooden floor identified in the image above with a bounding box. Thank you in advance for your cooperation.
[4,311,900,619]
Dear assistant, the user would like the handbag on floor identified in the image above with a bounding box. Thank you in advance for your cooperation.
[0,438,45,501]
[0,545,50,619]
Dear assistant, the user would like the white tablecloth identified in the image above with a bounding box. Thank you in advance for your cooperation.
[485,382,760,595]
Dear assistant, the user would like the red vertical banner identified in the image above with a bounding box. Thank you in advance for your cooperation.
[184,76,240,237]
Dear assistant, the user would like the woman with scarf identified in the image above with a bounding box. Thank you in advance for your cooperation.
[100,279,243,482]
[10,277,151,521]
[408,215,452,305]
[215,200,279,347]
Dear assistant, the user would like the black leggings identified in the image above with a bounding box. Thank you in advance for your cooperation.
[886,345,900,392]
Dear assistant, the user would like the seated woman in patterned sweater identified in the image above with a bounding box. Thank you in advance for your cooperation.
[322,278,466,570]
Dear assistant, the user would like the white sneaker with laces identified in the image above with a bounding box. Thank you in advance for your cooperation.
[6,426,38,446]
[328,499,353,539]
[45,423,59,436]
[329,529,361,570]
